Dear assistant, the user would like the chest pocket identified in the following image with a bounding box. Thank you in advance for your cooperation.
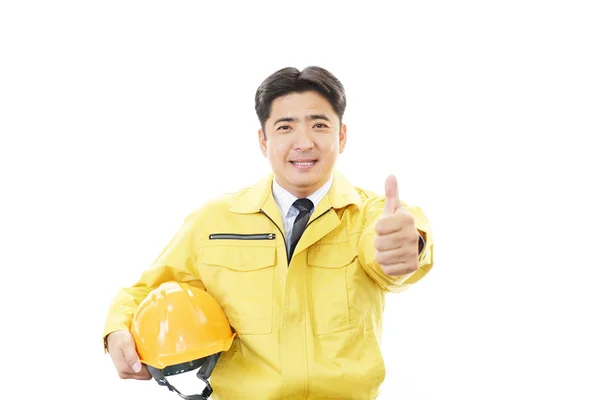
[199,245,277,335]
[307,240,357,335]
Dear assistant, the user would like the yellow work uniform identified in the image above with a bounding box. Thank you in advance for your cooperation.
[103,170,434,399]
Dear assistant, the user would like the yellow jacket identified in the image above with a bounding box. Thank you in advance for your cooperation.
[103,170,434,399]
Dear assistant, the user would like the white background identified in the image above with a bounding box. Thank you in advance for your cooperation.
[1,1,599,399]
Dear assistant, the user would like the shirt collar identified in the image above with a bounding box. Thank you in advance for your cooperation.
[272,174,334,218]
[229,169,361,214]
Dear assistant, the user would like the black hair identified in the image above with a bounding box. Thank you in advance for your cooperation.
[254,66,346,135]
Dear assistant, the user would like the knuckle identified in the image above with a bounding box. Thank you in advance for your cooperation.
[406,262,419,273]
[400,213,414,225]
[375,220,384,235]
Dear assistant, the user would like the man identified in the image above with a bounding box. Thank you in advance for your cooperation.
[103,66,434,399]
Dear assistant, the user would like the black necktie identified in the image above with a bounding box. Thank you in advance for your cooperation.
[288,198,314,263]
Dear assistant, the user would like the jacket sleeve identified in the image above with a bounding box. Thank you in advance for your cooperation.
[357,195,434,293]
[102,209,206,352]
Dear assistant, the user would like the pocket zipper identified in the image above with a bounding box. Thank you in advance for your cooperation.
[209,233,276,240]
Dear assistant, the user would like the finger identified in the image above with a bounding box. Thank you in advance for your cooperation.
[373,231,405,252]
[114,353,150,380]
[374,231,419,252]
[127,364,152,380]
[376,244,418,264]
[112,353,136,379]
[137,364,152,380]
[116,367,152,380]
[376,210,416,235]
[381,262,418,276]
[121,336,142,373]
[375,215,403,236]
[383,175,399,216]
[375,247,407,266]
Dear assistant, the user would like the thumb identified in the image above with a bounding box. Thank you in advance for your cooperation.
[383,175,399,216]
[123,339,142,373]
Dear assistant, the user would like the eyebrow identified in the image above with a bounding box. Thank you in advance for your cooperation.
[272,114,331,126]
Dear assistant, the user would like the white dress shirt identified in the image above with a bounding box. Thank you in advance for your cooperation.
[272,174,334,256]
[272,174,425,260]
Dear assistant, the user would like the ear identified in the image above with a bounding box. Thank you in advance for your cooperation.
[258,129,267,157]
[338,124,347,154]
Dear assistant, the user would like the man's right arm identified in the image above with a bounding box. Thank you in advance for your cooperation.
[103,208,206,378]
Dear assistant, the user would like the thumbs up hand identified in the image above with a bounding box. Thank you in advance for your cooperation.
[374,175,420,276]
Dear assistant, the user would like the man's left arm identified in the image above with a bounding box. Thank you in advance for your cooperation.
[357,175,434,293]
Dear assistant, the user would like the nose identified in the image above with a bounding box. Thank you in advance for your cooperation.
[294,125,314,151]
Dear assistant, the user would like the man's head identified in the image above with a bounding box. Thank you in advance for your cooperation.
[255,66,347,198]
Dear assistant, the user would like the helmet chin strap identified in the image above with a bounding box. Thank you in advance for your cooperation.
[148,353,221,400]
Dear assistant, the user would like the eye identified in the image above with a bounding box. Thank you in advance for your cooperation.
[314,123,328,129]
[277,125,292,131]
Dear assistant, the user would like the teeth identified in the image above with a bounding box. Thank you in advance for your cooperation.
[293,161,315,165]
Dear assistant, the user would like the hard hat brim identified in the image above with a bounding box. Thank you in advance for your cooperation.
[141,333,236,370]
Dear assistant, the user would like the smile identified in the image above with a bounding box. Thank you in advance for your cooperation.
[290,160,317,169]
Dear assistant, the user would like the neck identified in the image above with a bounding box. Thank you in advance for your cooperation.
[274,176,332,199]
[282,186,314,199]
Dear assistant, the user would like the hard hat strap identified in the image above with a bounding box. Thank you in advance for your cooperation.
[197,353,220,384]
[148,365,212,400]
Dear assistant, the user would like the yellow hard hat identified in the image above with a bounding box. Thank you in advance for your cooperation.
[131,281,235,399]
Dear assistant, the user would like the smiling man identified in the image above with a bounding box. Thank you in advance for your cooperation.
[103,66,434,399]
[260,91,342,199]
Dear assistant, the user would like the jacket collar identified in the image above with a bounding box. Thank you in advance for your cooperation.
[230,169,361,214]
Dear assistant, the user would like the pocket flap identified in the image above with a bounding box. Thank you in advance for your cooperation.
[308,242,356,268]
[201,246,277,271]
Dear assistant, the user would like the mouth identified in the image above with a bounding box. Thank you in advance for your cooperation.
[290,159,318,169]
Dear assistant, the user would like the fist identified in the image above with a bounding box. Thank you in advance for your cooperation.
[374,175,421,276]
[106,329,152,380]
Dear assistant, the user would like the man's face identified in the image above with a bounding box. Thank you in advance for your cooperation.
[258,91,347,198]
